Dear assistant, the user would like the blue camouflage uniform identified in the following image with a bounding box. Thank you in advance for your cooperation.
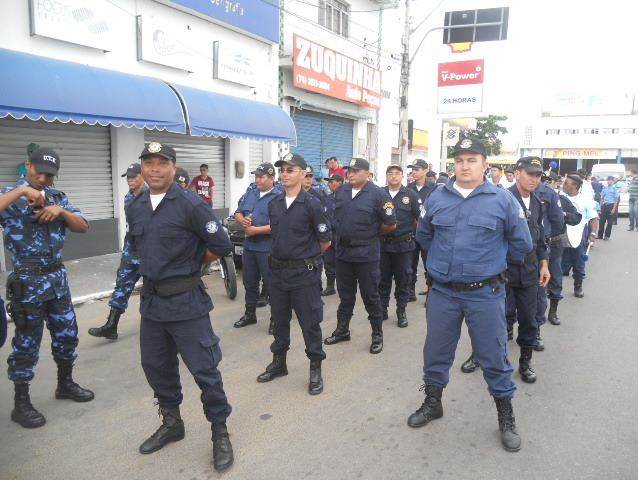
[416,179,532,398]
[107,188,146,312]
[127,182,233,423]
[379,185,420,313]
[1,179,87,384]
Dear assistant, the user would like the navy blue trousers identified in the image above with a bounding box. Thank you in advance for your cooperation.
[336,259,382,327]
[242,249,270,305]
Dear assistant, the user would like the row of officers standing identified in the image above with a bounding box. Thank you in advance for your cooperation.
[1,137,586,473]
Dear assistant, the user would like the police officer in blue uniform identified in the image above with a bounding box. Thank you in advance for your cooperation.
[379,164,420,327]
[324,158,397,354]
[234,163,280,331]
[1,147,94,429]
[89,163,146,341]
[256,153,331,395]
[407,138,532,452]
[321,173,344,296]
[407,159,437,301]
[127,142,234,472]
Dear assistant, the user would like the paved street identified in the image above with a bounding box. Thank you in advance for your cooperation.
[1,220,636,480]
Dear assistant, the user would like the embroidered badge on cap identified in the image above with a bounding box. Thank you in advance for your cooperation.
[205,221,218,234]
[402,196,410,204]
[350,159,357,167]
[148,142,162,153]
[317,223,328,233]
[460,138,472,149]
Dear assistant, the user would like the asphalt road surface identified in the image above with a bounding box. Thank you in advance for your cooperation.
[1,220,636,480]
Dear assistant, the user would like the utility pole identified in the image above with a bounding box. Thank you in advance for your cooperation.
[398,0,410,169]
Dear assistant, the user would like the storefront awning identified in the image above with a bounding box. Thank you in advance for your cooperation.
[0,49,187,133]
[171,84,296,144]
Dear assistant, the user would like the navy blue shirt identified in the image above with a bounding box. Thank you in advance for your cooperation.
[334,181,397,262]
[381,186,420,253]
[408,181,436,217]
[535,182,564,239]
[126,182,232,322]
[235,184,281,252]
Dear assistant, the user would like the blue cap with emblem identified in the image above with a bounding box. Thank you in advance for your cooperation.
[452,137,487,157]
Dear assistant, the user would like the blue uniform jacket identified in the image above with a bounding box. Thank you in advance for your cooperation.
[381,186,420,253]
[334,181,397,263]
[535,182,564,239]
[416,179,532,285]
[126,183,232,322]
[235,184,281,252]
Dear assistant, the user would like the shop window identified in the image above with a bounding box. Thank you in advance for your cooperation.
[319,0,350,37]
[563,128,580,135]
[583,128,599,134]
[546,129,560,135]
[443,7,508,44]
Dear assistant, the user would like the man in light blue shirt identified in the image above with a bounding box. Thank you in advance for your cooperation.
[597,176,620,239]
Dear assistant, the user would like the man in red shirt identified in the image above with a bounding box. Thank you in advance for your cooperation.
[189,163,214,206]
[325,157,346,178]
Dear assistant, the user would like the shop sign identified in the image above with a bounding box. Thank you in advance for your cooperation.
[543,148,618,159]
[292,34,381,110]
[136,15,195,72]
[437,59,484,114]
[213,41,257,87]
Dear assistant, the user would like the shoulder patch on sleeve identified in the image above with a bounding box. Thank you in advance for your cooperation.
[205,220,218,234]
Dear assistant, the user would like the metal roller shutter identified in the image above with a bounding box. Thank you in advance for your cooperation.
[249,140,264,172]
[0,118,113,220]
[144,132,226,208]
[291,110,353,174]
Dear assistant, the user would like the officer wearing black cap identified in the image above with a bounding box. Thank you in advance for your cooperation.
[406,159,437,300]
[174,167,190,189]
[303,165,328,207]
[407,137,532,452]
[89,163,146,340]
[380,164,420,327]
[126,142,234,471]
[461,156,550,382]
[234,163,280,331]
[256,153,331,395]
[324,157,397,354]
[321,173,344,296]
[0,147,94,429]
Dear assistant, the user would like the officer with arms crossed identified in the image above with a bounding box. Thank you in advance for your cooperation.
[407,138,532,452]
[379,164,420,327]
[233,163,280,332]
[0,147,94,429]
[89,163,146,340]
[256,153,331,395]
[127,142,234,472]
[324,158,397,354]
[320,173,344,297]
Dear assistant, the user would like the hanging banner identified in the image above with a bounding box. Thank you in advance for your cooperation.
[292,34,381,110]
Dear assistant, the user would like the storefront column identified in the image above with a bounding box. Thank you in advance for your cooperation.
[227,137,251,215]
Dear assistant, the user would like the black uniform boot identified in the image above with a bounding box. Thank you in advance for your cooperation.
[518,347,537,384]
[548,299,560,325]
[88,308,122,340]
[382,308,388,321]
[11,383,46,429]
[55,364,95,402]
[324,318,351,345]
[308,360,323,395]
[369,324,383,354]
[534,328,545,352]
[407,385,443,428]
[396,308,408,328]
[139,406,185,454]
[494,397,521,452]
[268,317,274,335]
[211,422,234,472]
[321,277,336,296]
[408,287,417,302]
[257,354,288,383]
[234,304,257,328]
[574,278,584,298]
[460,353,480,373]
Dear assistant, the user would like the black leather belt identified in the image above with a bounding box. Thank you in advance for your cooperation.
[268,255,322,270]
[13,262,64,275]
[432,273,505,292]
[142,275,201,297]
[548,234,565,245]
[383,233,413,244]
[339,237,373,247]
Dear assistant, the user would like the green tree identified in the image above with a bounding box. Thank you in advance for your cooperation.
[447,115,508,157]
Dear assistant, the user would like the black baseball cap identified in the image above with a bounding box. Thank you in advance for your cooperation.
[29,147,60,175]
[347,157,370,171]
[139,142,176,162]
[386,163,403,174]
[407,159,428,169]
[121,163,141,178]
[305,165,315,177]
[174,167,190,185]
[516,156,544,174]
[566,173,583,187]
[324,173,344,182]
[452,137,487,157]
[504,167,514,174]
[251,162,275,177]
[275,152,307,169]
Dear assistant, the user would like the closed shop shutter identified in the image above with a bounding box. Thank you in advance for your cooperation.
[291,110,353,174]
[0,118,113,220]
[249,140,264,172]
[144,132,226,208]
